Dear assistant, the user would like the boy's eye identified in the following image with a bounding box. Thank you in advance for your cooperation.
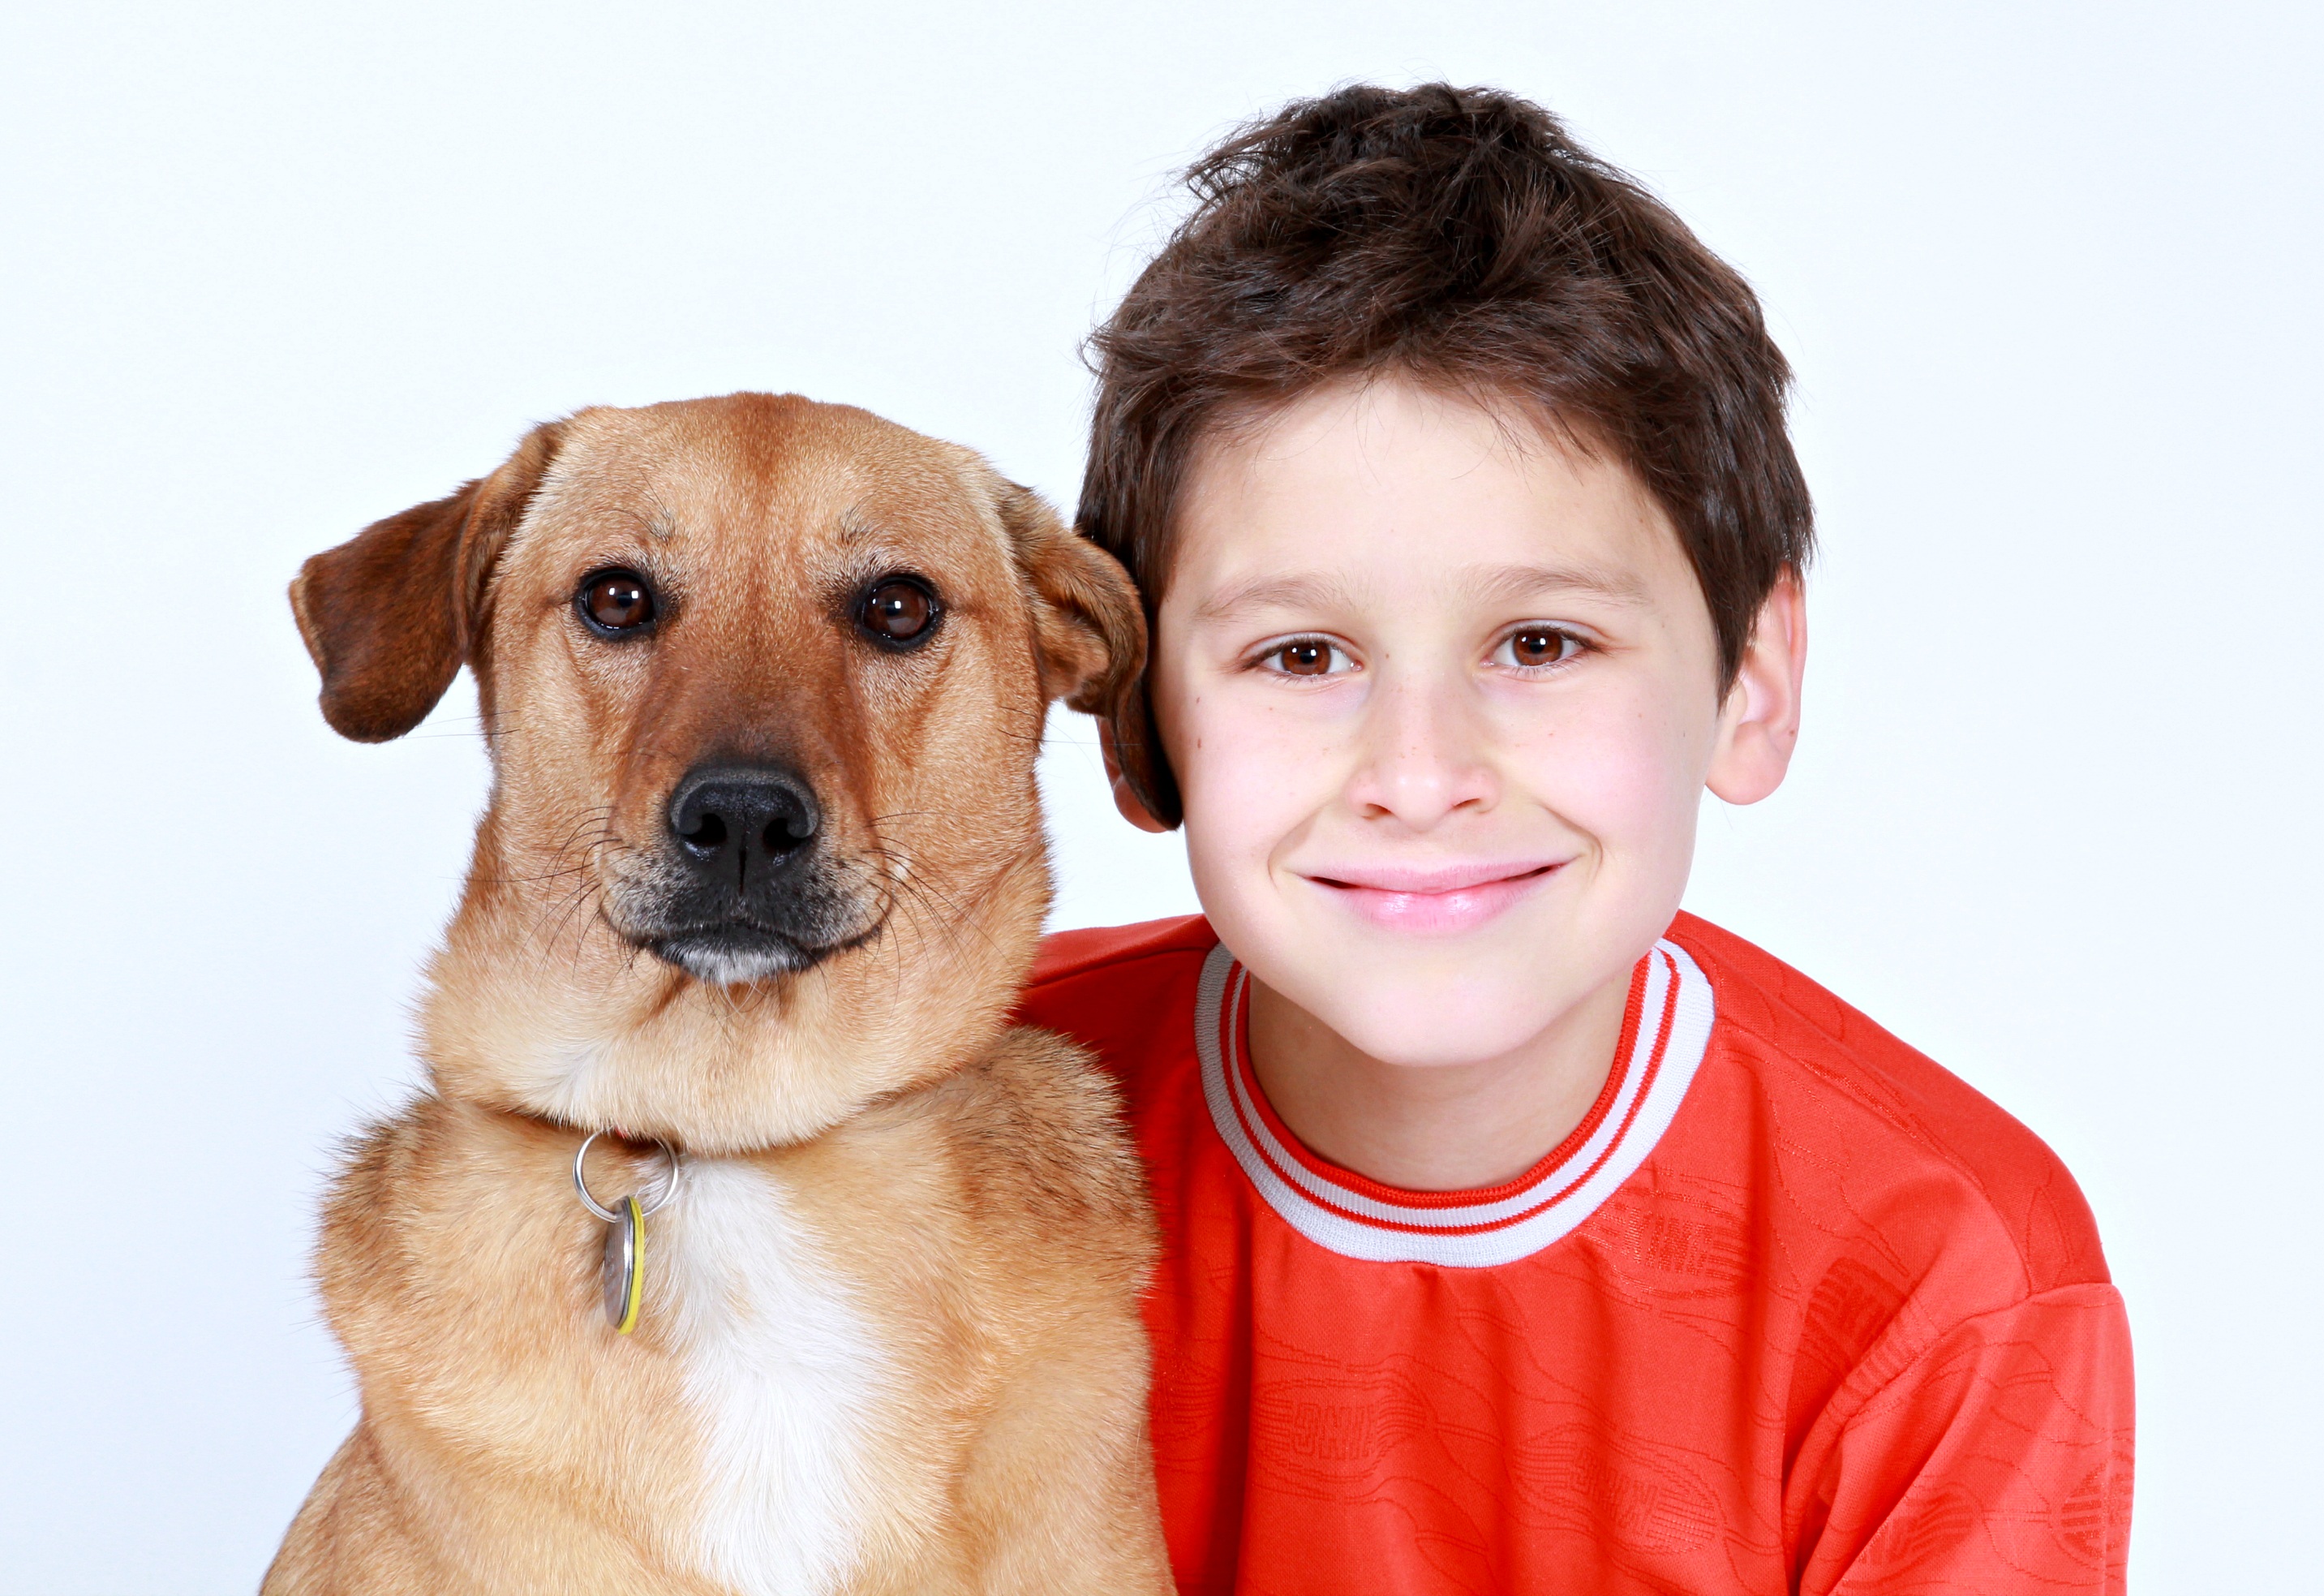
[1497,626,1582,669]
[1262,638,1350,677]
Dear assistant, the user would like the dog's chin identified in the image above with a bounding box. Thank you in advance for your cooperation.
[647,927,823,987]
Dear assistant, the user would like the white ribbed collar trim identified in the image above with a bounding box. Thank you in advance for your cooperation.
[1193,938,1715,1267]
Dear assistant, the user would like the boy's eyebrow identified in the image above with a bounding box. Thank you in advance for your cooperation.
[1467,561,1653,608]
[1192,571,1361,622]
[1192,562,1652,622]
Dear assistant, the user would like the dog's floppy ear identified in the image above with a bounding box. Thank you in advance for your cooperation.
[993,480,1181,828]
[290,420,566,742]
[996,480,1145,714]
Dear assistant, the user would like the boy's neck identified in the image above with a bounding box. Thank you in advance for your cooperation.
[1244,966,1634,1194]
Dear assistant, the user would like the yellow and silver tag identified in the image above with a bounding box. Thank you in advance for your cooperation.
[573,1131,682,1336]
[602,1194,645,1333]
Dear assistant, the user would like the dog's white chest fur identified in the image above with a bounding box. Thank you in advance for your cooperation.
[658,1159,890,1596]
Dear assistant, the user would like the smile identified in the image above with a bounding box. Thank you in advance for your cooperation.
[1299,860,1564,935]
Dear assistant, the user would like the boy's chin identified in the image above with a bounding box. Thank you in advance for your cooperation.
[1294,967,1604,1072]
[1220,888,1672,1070]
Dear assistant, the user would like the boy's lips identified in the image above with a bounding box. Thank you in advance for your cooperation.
[1297,860,1565,935]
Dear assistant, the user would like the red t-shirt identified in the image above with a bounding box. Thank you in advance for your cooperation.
[1016,911,2133,1594]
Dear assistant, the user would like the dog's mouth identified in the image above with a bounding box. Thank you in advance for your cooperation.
[590,769,895,986]
[642,916,881,985]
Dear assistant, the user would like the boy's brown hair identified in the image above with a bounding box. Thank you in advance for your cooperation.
[1079,82,1814,827]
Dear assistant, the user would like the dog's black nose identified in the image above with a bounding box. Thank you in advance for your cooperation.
[667,764,822,881]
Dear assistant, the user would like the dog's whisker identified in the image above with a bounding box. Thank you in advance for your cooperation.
[533,871,613,969]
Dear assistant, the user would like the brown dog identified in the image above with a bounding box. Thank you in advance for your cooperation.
[264,394,1171,1594]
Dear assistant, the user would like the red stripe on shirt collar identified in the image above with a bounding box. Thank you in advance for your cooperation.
[1212,947,1679,1237]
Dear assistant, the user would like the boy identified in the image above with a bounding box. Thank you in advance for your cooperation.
[1018,84,2133,1592]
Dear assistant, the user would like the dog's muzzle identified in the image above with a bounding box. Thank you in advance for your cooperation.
[629,761,869,983]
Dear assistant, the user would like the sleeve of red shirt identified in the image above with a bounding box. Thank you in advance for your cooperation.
[1793,1282,2135,1593]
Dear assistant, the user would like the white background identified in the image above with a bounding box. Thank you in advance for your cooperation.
[2,2,2316,1588]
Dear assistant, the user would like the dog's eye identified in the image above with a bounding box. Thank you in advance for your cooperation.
[578,570,657,636]
[857,577,939,648]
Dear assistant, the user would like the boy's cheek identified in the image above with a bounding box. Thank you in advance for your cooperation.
[1486,693,1710,835]
[1556,730,1711,847]
[1169,687,1332,803]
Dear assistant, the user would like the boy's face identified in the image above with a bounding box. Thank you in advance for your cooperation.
[1142,376,1798,1070]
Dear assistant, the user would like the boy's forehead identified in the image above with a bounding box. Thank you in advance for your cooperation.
[1167,376,1693,613]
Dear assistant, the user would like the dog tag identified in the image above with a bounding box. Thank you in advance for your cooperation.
[601,1194,645,1334]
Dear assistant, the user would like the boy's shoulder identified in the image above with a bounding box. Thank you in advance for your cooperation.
[1666,910,2111,1296]
[1028,913,1219,990]
[1018,915,1218,1076]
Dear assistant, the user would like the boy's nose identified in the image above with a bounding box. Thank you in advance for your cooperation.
[1343,674,1499,828]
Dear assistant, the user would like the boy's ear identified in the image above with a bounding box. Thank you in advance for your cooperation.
[990,480,1183,829]
[290,420,567,742]
[1707,570,1807,805]
[1099,718,1175,833]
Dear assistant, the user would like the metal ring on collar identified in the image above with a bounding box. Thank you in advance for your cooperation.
[572,1129,684,1223]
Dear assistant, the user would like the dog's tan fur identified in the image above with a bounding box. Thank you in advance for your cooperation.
[265,394,1170,1595]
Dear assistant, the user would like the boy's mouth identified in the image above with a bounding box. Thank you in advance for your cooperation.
[1299,860,1563,935]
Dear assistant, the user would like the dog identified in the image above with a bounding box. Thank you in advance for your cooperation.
[264,393,1171,1594]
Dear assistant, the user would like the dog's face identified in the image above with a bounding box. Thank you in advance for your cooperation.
[292,394,1143,1148]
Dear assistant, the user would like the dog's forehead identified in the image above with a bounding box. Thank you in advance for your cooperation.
[542,395,1008,566]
